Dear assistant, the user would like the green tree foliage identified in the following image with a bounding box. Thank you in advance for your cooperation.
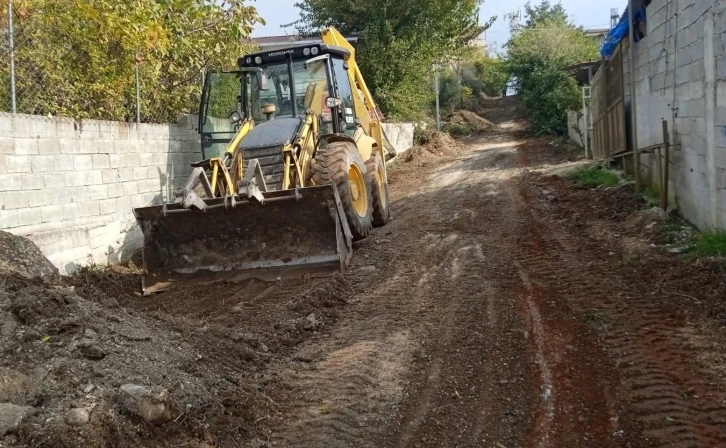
[522,0,569,28]
[291,0,490,120]
[506,1,598,135]
[1,0,261,122]
[439,47,509,113]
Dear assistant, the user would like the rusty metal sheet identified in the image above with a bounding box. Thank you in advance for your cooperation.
[134,185,352,295]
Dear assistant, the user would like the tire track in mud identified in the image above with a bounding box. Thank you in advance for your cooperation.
[509,176,726,447]
[270,229,463,447]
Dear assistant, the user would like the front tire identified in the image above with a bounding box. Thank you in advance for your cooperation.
[365,149,391,227]
[311,141,373,240]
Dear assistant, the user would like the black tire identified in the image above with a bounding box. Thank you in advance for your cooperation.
[312,141,373,240]
[365,149,391,227]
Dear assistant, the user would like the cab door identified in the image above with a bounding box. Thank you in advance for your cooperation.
[331,57,357,138]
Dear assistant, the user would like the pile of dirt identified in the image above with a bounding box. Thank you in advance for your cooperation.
[0,236,280,447]
[446,110,495,131]
[0,231,58,279]
[404,132,463,165]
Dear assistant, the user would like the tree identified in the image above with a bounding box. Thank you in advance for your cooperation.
[1,0,261,122]
[522,1,569,28]
[506,2,598,135]
[291,0,492,120]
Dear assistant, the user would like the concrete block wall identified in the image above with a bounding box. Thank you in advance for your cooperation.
[0,114,201,274]
[567,110,586,148]
[623,0,726,229]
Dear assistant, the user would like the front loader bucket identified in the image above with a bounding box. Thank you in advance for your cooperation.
[133,185,353,295]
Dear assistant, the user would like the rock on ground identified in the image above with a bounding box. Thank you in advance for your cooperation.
[64,408,90,426]
[0,403,35,435]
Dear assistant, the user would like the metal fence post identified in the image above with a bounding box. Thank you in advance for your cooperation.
[433,64,441,131]
[8,0,16,113]
[135,53,141,124]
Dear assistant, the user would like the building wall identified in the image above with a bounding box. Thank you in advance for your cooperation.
[623,0,726,229]
[0,114,201,274]
[568,110,587,148]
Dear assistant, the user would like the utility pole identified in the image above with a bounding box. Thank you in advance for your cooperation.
[627,0,641,194]
[433,64,441,131]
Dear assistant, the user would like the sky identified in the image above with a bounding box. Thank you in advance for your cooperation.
[251,0,626,53]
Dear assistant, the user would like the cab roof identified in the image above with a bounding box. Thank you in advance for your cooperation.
[238,44,350,68]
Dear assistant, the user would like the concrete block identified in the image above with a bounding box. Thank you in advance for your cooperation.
[31,155,55,173]
[0,174,20,191]
[82,201,101,217]
[41,205,63,223]
[78,121,101,140]
[99,198,117,216]
[92,154,110,169]
[6,155,31,173]
[717,55,726,79]
[62,202,82,220]
[53,154,75,171]
[123,182,139,196]
[0,210,18,229]
[115,196,132,215]
[109,154,126,168]
[168,140,183,153]
[718,80,726,108]
[679,97,706,118]
[14,138,39,155]
[26,190,53,207]
[19,173,45,190]
[59,138,79,154]
[43,173,65,189]
[118,167,134,182]
[74,155,93,171]
[85,171,103,185]
[124,153,141,167]
[133,167,147,180]
[102,169,120,184]
[65,171,86,187]
[37,138,61,155]
[88,184,108,201]
[113,140,131,155]
[1,191,28,209]
[16,208,42,227]
[51,187,73,204]
[0,138,14,154]
[138,179,159,194]
[139,153,154,167]
[107,183,123,199]
[153,153,168,166]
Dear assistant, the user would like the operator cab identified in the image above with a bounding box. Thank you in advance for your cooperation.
[199,43,358,159]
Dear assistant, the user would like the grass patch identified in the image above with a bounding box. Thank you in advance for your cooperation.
[565,165,620,188]
[643,186,660,207]
[691,230,726,257]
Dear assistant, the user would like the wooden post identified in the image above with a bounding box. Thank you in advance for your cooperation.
[662,120,670,211]
[628,0,641,194]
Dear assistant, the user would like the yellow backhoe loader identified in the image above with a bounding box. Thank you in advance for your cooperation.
[133,27,392,294]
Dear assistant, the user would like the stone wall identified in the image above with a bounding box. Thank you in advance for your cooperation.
[624,0,726,229]
[0,114,201,274]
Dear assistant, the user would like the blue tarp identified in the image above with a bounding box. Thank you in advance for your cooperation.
[600,5,647,59]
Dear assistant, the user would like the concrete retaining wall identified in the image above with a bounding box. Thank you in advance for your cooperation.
[567,110,586,148]
[624,0,726,229]
[382,123,415,155]
[0,114,201,274]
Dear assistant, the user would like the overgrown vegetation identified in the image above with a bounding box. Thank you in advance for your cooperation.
[692,231,726,257]
[566,165,620,188]
[1,0,261,122]
[291,0,492,120]
[505,1,599,135]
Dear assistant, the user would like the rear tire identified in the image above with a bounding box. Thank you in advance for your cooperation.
[312,141,373,241]
[365,149,391,227]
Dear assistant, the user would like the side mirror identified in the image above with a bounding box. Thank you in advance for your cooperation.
[256,72,270,91]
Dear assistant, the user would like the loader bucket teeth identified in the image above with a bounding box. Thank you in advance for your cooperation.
[133,185,352,295]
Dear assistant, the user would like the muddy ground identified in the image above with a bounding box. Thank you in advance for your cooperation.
[3,96,726,447]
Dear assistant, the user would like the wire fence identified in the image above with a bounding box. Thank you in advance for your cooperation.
[0,2,202,124]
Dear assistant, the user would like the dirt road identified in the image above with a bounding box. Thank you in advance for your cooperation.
[73,97,726,448]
